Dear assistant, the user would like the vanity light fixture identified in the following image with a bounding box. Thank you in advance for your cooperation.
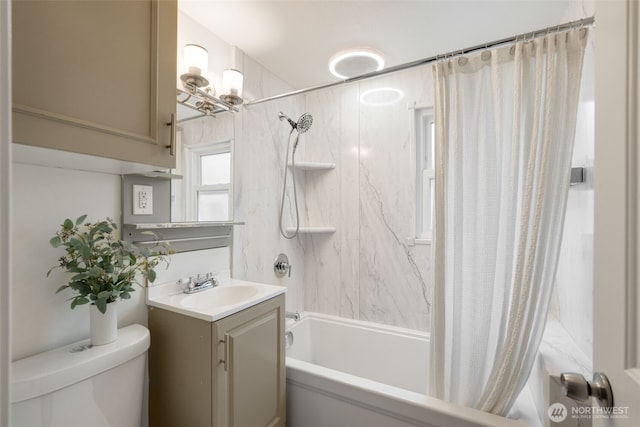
[181,44,210,88]
[329,48,385,80]
[178,44,244,116]
[221,68,244,105]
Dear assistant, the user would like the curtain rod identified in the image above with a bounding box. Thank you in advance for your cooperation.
[244,16,594,107]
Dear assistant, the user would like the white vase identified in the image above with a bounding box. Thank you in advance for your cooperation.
[89,301,118,345]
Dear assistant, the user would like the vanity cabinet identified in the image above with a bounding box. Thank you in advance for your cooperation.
[148,295,286,427]
[12,0,177,169]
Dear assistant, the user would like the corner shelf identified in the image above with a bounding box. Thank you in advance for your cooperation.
[285,227,336,234]
[287,160,336,235]
[288,161,336,171]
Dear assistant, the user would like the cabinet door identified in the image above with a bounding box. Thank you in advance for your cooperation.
[12,0,177,168]
[215,296,285,427]
[148,307,213,427]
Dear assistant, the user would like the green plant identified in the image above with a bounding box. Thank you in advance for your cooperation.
[47,215,169,313]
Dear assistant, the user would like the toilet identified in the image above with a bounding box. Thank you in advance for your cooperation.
[11,324,150,427]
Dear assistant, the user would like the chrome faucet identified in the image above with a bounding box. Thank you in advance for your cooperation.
[179,273,218,294]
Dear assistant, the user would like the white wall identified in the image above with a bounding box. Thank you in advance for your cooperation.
[10,164,127,359]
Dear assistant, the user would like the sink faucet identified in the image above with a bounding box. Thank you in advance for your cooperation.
[179,273,218,294]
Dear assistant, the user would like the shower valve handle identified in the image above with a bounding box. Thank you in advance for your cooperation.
[274,253,292,278]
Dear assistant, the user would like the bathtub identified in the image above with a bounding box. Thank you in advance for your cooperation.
[285,312,537,427]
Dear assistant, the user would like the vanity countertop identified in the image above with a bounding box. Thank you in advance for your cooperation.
[146,277,286,322]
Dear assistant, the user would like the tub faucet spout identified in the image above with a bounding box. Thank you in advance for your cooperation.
[286,311,301,321]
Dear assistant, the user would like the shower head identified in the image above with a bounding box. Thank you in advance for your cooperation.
[279,112,313,134]
[296,113,313,133]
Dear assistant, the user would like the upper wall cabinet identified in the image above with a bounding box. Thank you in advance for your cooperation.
[12,0,177,169]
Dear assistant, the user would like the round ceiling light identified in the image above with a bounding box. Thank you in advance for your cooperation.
[359,87,404,106]
[329,48,385,79]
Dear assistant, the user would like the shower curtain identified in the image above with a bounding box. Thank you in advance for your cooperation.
[428,28,588,416]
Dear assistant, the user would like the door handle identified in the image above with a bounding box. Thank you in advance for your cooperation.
[560,372,613,408]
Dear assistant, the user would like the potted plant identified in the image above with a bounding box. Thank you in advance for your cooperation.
[47,215,169,345]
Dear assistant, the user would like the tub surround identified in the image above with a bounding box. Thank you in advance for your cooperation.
[231,52,307,312]
[301,68,433,331]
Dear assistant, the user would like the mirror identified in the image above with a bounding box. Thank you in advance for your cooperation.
[171,109,234,223]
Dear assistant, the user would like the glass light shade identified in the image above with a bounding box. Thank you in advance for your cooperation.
[222,69,244,100]
[184,44,208,76]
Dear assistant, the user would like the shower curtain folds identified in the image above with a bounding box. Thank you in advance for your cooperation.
[429,28,588,416]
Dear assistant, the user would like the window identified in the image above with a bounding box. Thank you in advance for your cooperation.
[186,142,231,221]
[415,107,435,241]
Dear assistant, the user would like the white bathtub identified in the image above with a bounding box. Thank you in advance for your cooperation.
[285,312,537,427]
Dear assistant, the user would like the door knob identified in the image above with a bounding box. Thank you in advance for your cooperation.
[560,372,613,408]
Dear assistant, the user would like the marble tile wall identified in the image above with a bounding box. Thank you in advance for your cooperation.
[228,58,433,330]
[301,67,433,331]
[231,53,308,312]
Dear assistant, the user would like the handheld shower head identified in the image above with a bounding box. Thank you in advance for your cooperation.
[296,113,313,133]
[279,112,313,133]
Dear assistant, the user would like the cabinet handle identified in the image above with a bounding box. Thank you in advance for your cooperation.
[219,335,229,371]
[166,113,176,156]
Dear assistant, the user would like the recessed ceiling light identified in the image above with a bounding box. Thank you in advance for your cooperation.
[329,48,385,79]
[359,87,404,106]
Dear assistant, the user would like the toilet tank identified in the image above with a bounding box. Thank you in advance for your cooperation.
[11,324,150,427]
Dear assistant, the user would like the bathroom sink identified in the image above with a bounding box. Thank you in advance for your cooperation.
[179,285,260,310]
[146,278,286,322]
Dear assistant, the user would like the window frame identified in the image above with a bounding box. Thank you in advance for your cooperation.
[415,106,435,243]
[184,140,232,222]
